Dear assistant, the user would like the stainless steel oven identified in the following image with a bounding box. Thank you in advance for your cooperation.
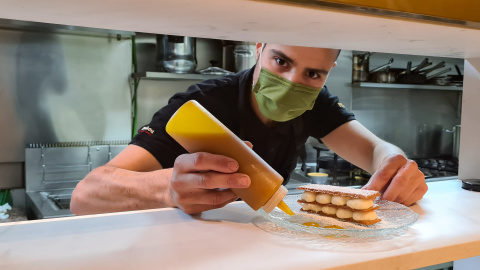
[25,142,128,219]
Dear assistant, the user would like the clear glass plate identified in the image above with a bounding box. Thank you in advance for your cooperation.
[257,194,418,239]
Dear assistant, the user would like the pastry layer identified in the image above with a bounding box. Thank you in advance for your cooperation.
[298,184,380,200]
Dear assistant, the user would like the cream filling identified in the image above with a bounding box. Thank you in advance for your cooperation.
[321,206,337,215]
[302,203,377,221]
[316,194,332,204]
[302,191,375,210]
[302,203,322,212]
[352,211,378,221]
[346,198,374,210]
[301,191,316,202]
[331,195,349,206]
[336,208,353,219]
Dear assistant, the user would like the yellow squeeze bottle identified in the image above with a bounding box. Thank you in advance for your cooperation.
[166,100,294,215]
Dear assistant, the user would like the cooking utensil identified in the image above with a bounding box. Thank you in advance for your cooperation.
[449,65,464,83]
[426,67,452,80]
[397,61,427,84]
[455,65,463,77]
[368,58,395,83]
[369,58,394,73]
[427,65,463,86]
[395,59,432,77]
[371,65,397,83]
[419,61,445,75]
[412,58,432,73]
[450,65,464,86]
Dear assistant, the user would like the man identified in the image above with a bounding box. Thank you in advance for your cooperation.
[71,43,427,215]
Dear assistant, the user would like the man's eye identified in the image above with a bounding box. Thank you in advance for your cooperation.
[307,71,320,79]
[275,58,287,66]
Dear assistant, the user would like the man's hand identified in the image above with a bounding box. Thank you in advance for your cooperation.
[169,152,251,214]
[362,154,427,206]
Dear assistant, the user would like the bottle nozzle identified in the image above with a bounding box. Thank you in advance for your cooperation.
[277,200,294,216]
[262,186,294,215]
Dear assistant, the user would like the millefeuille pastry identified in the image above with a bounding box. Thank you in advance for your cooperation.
[297,184,382,226]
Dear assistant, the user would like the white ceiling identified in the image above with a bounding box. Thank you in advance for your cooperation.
[0,0,479,58]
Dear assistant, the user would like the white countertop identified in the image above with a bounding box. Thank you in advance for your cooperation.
[1,180,479,270]
[2,0,480,58]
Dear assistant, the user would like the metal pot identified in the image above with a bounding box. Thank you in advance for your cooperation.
[371,65,397,83]
[233,44,256,72]
[368,58,395,83]
[156,35,197,74]
[352,52,374,82]
[427,65,464,86]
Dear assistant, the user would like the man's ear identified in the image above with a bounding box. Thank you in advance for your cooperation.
[255,43,263,61]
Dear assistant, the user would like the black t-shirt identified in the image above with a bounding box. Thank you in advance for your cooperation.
[130,67,355,184]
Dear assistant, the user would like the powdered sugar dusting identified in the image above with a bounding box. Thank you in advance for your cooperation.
[298,184,380,199]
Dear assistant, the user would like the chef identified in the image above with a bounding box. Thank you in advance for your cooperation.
[71,43,427,215]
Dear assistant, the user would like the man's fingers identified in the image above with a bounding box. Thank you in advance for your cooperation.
[362,155,407,192]
[244,141,253,149]
[174,152,239,173]
[176,189,238,207]
[179,194,239,215]
[178,172,250,189]
[381,163,416,202]
[403,184,428,206]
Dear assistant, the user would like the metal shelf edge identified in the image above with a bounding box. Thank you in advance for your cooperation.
[132,72,226,81]
[352,82,462,91]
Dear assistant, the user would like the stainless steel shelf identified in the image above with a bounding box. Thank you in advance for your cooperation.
[352,82,462,91]
[0,18,134,38]
[132,72,225,81]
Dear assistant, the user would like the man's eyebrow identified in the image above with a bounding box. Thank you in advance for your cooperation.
[307,68,329,75]
[271,49,294,64]
[271,49,329,75]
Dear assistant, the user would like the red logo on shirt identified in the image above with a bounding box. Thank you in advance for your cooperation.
[139,126,155,135]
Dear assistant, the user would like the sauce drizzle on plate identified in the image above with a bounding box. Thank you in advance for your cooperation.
[302,222,344,229]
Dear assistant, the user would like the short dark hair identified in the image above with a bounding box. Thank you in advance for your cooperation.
[262,43,341,60]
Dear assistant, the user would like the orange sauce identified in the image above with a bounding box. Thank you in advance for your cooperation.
[302,222,344,229]
[302,222,321,227]
[166,100,289,213]
[323,225,344,229]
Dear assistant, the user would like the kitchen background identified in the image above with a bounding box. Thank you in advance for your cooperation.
[0,20,462,219]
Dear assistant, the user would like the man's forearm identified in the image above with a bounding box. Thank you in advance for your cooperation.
[371,141,407,173]
[70,166,175,215]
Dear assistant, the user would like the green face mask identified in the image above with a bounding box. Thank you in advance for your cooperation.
[253,67,323,122]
